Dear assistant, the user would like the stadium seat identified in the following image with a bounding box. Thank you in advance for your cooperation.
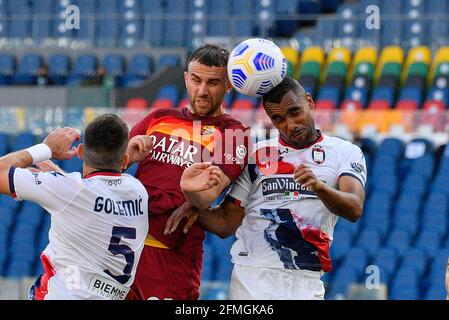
[414,230,442,258]
[157,55,181,70]
[102,54,125,77]
[66,55,98,85]
[48,54,70,85]
[11,54,43,85]
[0,133,9,156]
[121,54,153,88]
[0,54,16,85]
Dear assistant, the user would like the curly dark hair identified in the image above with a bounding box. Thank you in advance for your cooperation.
[83,114,129,170]
[262,76,307,107]
[187,43,229,68]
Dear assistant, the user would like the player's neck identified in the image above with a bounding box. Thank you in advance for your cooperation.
[188,105,225,117]
[82,165,121,178]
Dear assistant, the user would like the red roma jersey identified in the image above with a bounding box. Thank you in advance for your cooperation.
[130,107,251,253]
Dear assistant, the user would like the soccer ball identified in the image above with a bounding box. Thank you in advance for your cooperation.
[227,38,287,97]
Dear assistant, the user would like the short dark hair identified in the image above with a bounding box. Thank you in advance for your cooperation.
[187,44,229,68]
[83,114,129,170]
[262,76,307,107]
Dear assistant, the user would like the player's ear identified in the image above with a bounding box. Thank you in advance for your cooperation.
[306,93,314,111]
[77,143,84,160]
[121,154,130,172]
[184,71,189,88]
[226,79,232,93]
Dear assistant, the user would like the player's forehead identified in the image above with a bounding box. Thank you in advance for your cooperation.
[265,90,304,114]
[187,60,227,81]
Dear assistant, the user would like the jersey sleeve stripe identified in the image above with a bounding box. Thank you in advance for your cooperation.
[228,196,243,207]
[339,172,365,188]
[8,166,17,198]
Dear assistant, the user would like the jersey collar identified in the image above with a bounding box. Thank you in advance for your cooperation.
[278,129,324,150]
[83,170,122,179]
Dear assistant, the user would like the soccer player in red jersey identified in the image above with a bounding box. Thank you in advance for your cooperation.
[125,44,251,300]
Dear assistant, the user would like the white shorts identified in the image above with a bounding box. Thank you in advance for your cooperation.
[229,264,325,300]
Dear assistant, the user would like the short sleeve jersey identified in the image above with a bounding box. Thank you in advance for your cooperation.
[228,132,366,272]
[9,167,149,300]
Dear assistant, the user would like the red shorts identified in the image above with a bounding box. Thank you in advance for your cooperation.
[126,245,202,300]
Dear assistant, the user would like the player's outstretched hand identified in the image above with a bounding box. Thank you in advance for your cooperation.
[164,201,199,235]
[180,162,222,192]
[43,127,80,160]
[127,135,153,163]
[293,163,323,192]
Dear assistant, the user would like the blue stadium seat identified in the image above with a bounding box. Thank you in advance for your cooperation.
[403,19,429,49]
[6,0,31,14]
[314,18,336,48]
[377,138,404,159]
[424,285,447,300]
[96,19,119,47]
[121,54,153,88]
[142,0,164,47]
[120,19,144,48]
[0,53,16,85]
[414,230,442,257]
[334,217,360,239]
[372,248,398,281]
[96,0,120,47]
[327,265,359,299]
[408,153,435,178]
[398,87,422,104]
[428,249,449,286]
[157,85,180,106]
[317,86,341,106]
[370,173,398,195]
[371,87,395,107]
[6,260,32,278]
[96,0,119,46]
[48,54,70,85]
[158,55,181,70]
[400,248,428,276]
[355,230,380,257]
[336,3,361,49]
[341,247,368,273]
[399,174,428,199]
[201,242,214,282]
[73,0,95,43]
[385,229,411,255]
[0,133,9,156]
[11,54,43,85]
[427,87,449,105]
[330,230,353,261]
[201,286,229,300]
[61,157,82,173]
[231,0,254,36]
[16,201,43,227]
[344,87,369,108]
[67,54,98,85]
[102,54,125,77]
[12,132,36,151]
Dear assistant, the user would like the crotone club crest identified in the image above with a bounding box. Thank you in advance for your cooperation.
[312,145,325,164]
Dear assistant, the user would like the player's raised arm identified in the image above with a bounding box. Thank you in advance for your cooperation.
[165,198,244,239]
[180,162,231,210]
[294,164,365,222]
[126,134,153,166]
[0,127,80,196]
